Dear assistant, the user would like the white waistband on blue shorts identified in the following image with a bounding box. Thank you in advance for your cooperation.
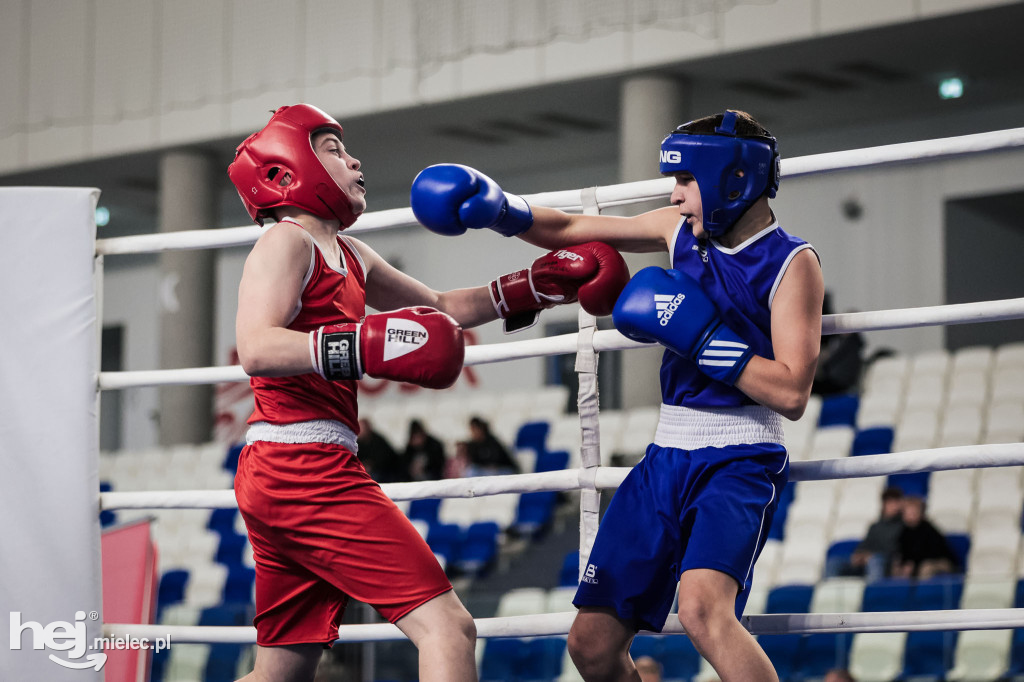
[246,419,359,452]
[653,404,785,450]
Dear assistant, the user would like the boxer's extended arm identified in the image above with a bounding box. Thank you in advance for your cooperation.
[236,222,322,376]
[734,248,824,420]
[354,238,630,332]
[411,163,673,253]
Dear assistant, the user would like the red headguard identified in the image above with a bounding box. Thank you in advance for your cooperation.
[228,104,358,227]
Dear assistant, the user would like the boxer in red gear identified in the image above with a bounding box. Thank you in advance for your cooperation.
[230,105,628,682]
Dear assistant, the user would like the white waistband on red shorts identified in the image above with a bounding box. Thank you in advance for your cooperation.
[246,419,359,452]
[653,403,785,450]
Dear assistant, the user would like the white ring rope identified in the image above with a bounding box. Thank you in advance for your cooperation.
[95,127,1024,256]
[96,298,1024,390]
[94,127,1024,648]
[106,607,1024,645]
[100,443,1024,510]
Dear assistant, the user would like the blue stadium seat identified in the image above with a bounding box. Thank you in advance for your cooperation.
[900,630,958,679]
[426,522,464,566]
[758,634,803,680]
[408,498,441,524]
[454,521,500,575]
[534,449,569,473]
[482,637,562,682]
[818,394,859,427]
[224,443,243,472]
[911,576,963,611]
[946,534,971,573]
[797,633,853,679]
[559,551,580,587]
[514,491,558,536]
[215,532,249,567]
[522,637,568,680]
[887,471,930,497]
[201,606,253,682]
[514,421,550,455]
[629,634,701,681]
[861,579,912,612]
[99,481,117,527]
[208,508,239,535]
[157,569,189,610]
[1006,628,1024,677]
[222,565,256,604]
[851,427,894,456]
[658,635,701,680]
[765,584,814,614]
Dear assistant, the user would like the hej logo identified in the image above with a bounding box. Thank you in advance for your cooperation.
[10,610,106,671]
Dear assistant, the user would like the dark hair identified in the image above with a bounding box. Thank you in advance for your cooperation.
[676,109,774,140]
[881,487,904,501]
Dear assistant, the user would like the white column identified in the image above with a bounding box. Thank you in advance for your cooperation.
[157,151,217,445]
[617,75,688,409]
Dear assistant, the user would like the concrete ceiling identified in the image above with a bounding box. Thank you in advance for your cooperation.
[3,3,1022,237]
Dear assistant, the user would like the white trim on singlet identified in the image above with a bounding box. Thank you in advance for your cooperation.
[653,403,784,450]
[246,419,358,452]
[767,243,816,310]
[709,219,780,255]
[339,235,367,278]
[668,217,687,268]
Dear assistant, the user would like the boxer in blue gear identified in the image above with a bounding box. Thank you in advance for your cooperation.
[412,110,824,682]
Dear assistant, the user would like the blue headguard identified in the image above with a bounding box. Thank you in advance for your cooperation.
[658,111,780,236]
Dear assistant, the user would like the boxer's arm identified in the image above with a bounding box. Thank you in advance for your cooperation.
[352,238,498,329]
[733,249,824,421]
[235,223,320,376]
[519,205,676,253]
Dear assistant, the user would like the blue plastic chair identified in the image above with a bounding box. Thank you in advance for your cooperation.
[514,421,550,456]
[765,584,814,614]
[455,521,500,575]
[514,491,558,536]
[818,394,860,427]
[851,427,894,456]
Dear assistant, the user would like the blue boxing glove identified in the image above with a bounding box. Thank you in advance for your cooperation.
[411,164,533,237]
[612,267,754,385]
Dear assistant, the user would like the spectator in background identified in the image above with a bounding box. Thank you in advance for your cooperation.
[465,416,520,476]
[833,487,905,581]
[812,291,864,396]
[824,669,856,682]
[892,495,960,579]
[357,417,407,483]
[635,655,663,682]
[403,419,446,481]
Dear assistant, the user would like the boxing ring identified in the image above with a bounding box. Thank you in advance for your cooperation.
[94,126,1024,661]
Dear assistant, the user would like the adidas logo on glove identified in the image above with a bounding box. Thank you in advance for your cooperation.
[655,293,686,326]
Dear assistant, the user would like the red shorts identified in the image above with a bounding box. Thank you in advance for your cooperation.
[234,440,452,646]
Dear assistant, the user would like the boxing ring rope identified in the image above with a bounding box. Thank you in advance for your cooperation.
[100,443,1024,510]
[95,127,1024,646]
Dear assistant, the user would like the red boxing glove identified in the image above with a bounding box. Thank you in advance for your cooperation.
[311,307,464,389]
[490,242,630,333]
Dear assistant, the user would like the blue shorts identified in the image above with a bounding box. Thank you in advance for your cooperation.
[573,441,788,632]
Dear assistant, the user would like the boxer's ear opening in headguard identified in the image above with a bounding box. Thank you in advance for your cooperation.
[227,104,358,228]
[659,110,780,236]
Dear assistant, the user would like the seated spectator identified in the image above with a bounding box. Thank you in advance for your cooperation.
[825,669,856,682]
[832,487,905,581]
[892,495,960,579]
[402,419,446,481]
[356,417,406,483]
[812,292,865,396]
[465,416,520,476]
[635,655,663,682]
